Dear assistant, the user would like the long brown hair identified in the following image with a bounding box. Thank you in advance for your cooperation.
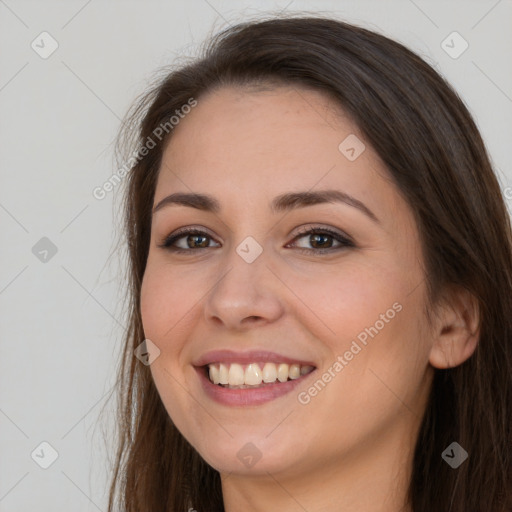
[106,14,512,511]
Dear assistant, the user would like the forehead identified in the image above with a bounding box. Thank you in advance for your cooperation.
[156,85,404,224]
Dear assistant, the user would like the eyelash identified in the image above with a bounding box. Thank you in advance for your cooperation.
[158,225,355,255]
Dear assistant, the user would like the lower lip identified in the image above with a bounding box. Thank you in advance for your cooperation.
[195,366,315,406]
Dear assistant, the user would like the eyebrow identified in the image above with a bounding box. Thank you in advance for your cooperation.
[152,190,379,223]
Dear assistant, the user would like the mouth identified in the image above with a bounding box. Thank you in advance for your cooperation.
[193,350,317,406]
[205,362,315,388]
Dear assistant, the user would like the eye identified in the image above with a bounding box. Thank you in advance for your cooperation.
[158,225,355,255]
[287,225,355,254]
[159,227,220,253]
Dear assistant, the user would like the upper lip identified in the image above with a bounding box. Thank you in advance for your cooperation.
[193,349,317,367]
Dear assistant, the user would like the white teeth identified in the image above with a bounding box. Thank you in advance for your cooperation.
[228,363,245,386]
[245,363,263,385]
[218,363,229,385]
[206,362,315,387]
[262,362,277,383]
[289,364,301,379]
[209,365,220,385]
[277,363,289,382]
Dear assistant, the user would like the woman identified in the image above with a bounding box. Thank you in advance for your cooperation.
[107,15,512,512]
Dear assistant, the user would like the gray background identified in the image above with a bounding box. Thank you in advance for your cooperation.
[1,0,511,510]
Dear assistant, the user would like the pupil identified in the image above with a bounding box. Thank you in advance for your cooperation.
[312,234,331,248]
[189,235,208,248]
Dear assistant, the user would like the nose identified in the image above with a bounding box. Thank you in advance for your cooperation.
[203,242,285,331]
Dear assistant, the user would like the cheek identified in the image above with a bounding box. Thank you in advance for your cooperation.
[315,280,431,421]
[313,262,403,346]
[140,260,193,342]
[140,263,204,434]
[311,259,429,396]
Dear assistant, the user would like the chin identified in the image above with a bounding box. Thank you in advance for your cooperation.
[191,432,304,475]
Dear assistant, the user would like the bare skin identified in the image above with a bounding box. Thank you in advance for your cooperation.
[140,85,479,511]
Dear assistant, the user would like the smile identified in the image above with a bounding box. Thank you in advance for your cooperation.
[207,362,315,388]
[194,350,317,406]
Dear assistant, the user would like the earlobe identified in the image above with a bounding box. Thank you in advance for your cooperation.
[428,286,481,369]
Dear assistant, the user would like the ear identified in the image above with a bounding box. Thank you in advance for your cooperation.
[428,285,481,369]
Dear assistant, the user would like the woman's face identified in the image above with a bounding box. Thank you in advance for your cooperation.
[141,85,435,477]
